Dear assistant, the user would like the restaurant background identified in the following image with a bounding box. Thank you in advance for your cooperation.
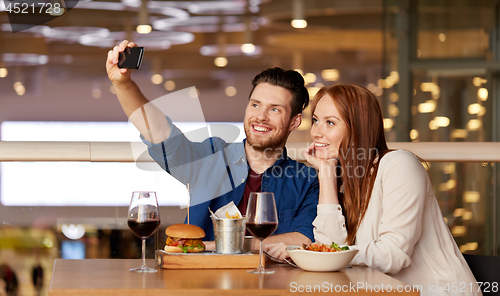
[0,0,499,295]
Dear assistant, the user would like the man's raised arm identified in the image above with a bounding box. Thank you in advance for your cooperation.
[106,40,170,144]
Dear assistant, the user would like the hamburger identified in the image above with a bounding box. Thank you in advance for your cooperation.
[164,224,206,253]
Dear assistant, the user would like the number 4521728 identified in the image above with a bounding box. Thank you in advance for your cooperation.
[4,2,62,14]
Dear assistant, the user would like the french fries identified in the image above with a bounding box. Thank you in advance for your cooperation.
[225,211,241,219]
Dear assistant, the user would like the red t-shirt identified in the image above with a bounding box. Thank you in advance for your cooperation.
[238,169,262,216]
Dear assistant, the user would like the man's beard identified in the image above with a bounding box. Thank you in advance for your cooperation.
[244,122,289,152]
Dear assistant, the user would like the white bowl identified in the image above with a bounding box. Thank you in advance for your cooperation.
[286,245,358,272]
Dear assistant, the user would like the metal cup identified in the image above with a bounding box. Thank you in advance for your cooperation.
[212,217,246,254]
[243,236,256,252]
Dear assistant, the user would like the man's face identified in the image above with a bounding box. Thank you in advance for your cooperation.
[244,82,300,151]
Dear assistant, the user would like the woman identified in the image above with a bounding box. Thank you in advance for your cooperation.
[303,84,480,296]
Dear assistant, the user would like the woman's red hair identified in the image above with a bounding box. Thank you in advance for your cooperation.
[311,84,390,245]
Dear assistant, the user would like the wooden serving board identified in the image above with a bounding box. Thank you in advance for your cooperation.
[155,250,262,269]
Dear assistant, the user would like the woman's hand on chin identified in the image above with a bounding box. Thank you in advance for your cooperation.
[303,143,338,171]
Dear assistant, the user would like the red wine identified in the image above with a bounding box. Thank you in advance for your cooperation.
[128,219,160,238]
[246,222,278,240]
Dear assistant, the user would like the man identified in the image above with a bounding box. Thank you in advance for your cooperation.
[106,40,318,258]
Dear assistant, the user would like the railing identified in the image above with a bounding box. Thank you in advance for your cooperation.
[1,141,500,162]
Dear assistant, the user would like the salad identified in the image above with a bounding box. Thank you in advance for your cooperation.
[300,242,350,252]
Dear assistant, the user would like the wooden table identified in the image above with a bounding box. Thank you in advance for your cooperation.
[49,259,419,295]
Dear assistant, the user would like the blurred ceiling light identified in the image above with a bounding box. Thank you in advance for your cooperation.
[452,129,468,138]
[294,68,304,76]
[0,67,7,78]
[446,179,456,189]
[374,86,383,97]
[240,43,256,54]
[92,88,102,99]
[434,116,450,127]
[468,103,481,114]
[409,129,418,140]
[307,87,320,98]
[151,74,163,84]
[214,56,228,67]
[291,0,306,28]
[291,19,307,29]
[164,80,175,91]
[390,71,399,83]
[472,77,483,87]
[384,77,395,88]
[418,100,436,113]
[225,86,237,97]
[13,82,24,93]
[429,120,438,130]
[383,118,393,130]
[465,242,478,251]
[366,83,376,93]
[16,85,26,96]
[136,25,152,34]
[466,119,481,131]
[438,33,446,42]
[438,183,448,192]
[377,79,386,88]
[388,104,399,117]
[321,69,339,81]
[420,82,440,94]
[389,93,399,103]
[463,191,480,203]
[451,225,466,237]
[443,163,455,174]
[240,17,255,54]
[478,88,488,101]
[136,0,151,34]
[462,211,473,221]
[478,106,486,116]
[453,208,465,217]
[49,5,65,16]
[304,73,316,84]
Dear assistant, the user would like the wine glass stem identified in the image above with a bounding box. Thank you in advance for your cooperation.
[141,238,146,267]
[258,239,264,270]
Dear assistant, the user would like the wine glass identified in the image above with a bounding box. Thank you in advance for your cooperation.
[245,192,278,274]
[127,191,160,273]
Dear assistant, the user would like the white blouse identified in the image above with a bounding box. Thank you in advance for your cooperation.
[313,150,481,296]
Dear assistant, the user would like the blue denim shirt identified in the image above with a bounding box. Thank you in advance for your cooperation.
[141,117,319,241]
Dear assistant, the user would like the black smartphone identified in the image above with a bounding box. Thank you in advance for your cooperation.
[118,47,144,69]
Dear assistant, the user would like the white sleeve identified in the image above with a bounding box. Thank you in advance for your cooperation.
[313,204,348,244]
[351,151,428,274]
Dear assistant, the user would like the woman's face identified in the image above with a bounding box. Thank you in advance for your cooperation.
[310,95,348,159]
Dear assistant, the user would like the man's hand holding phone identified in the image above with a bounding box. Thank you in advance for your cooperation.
[106,40,144,85]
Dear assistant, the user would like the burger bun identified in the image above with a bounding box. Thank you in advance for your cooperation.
[164,245,183,253]
[165,224,205,239]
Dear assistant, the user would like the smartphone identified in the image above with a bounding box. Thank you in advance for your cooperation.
[118,47,144,69]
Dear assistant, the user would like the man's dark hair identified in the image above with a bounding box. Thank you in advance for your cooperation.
[249,67,309,118]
